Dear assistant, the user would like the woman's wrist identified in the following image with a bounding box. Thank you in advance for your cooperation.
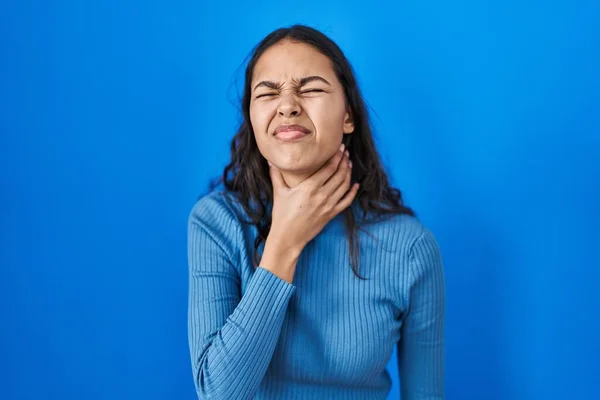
[259,237,303,283]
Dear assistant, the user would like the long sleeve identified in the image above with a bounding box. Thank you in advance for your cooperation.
[397,229,446,399]
[187,198,296,399]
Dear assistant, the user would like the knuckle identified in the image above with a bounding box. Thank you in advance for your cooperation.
[343,177,351,189]
[306,185,318,196]
[317,192,328,204]
[340,157,348,170]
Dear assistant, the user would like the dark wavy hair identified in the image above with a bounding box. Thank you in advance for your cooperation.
[207,24,415,280]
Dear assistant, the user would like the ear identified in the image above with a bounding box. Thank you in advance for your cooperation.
[343,110,354,134]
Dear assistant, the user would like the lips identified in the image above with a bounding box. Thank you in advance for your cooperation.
[274,124,311,136]
[275,130,309,141]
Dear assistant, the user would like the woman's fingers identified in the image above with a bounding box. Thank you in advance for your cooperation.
[301,143,347,190]
[322,149,350,197]
[329,164,352,205]
[333,182,360,214]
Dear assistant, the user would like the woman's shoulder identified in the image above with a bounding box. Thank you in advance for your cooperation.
[188,189,247,230]
[187,190,250,263]
[360,209,424,235]
[359,211,438,255]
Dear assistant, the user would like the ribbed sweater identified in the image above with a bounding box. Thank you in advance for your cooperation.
[187,189,445,399]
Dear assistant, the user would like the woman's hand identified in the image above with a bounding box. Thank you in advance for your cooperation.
[267,143,359,254]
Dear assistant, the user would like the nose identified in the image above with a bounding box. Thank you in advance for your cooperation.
[277,93,301,117]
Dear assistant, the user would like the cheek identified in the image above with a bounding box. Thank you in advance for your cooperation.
[308,98,346,132]
[248,105,260,129]
[249,103,274,134]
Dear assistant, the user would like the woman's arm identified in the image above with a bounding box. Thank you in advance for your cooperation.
[397,229,446,399]
[187,197,296,399]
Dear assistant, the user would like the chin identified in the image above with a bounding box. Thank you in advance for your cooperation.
[276,162,315,173]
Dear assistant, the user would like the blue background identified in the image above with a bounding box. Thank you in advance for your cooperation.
[1,1,598,399]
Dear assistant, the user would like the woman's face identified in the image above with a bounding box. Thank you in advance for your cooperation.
[249,40,354,177]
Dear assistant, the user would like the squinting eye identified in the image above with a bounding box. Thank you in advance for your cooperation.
[301,89,324,94]
[256,93,277,99]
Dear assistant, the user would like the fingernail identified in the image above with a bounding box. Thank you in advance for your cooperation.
[345,150,349,157]
[267,161,272,166]
[349,160,353,168]
[339,143,345,152]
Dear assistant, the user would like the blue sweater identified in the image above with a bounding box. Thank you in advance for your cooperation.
[187,190,446,399]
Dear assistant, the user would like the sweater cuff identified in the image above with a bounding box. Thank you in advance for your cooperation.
[251,266,296,303]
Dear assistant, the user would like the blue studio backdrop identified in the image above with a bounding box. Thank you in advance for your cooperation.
[1,1,599,399]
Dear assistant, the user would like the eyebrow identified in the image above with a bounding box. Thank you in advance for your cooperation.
[253,75,331,92]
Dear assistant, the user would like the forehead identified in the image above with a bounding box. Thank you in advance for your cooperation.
[251,40,336,83]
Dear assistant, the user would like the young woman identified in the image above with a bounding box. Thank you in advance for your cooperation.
[188,24,446,399]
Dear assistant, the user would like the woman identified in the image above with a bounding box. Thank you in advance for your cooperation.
[188,24,445,399]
